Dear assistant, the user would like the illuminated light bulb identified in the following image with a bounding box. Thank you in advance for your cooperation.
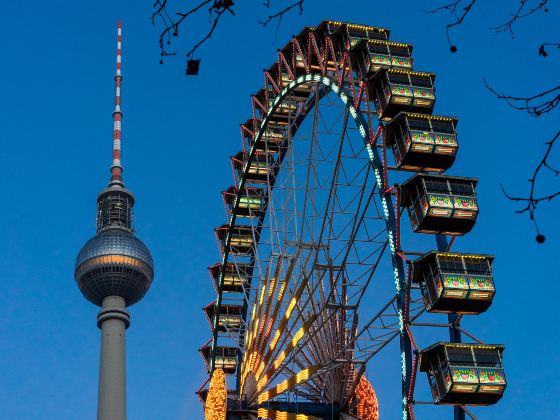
[204,369,227,420]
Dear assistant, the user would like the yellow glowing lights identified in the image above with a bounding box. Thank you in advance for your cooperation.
[388,68,434,78]
[285,297,297,318]
[327,20,388,33]
[352,375,379,420]
[436,252,488,260]
[445,343,501,350]
[368,39,411,48]
[204,369,227,420]
[257,408,321,420]
[406,113,455,122]
[257,315,317,391]
[258,365,321,404]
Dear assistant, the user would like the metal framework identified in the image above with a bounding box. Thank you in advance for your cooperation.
[198,20,504,420]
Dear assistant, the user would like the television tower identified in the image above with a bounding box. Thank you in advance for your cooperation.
[74,21,154,420]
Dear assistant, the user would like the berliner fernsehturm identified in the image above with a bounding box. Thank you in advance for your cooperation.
[74,21,154,420]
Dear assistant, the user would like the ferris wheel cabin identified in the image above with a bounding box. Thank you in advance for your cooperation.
[368,68,436,121]
[400,174,479,235]
[203,300,243,332]
[385,113,459,172]
[209,262,251,294]
[232,151,276,184]
[215,224,259,255]
[419,343,507,406]
[351,39,414,81]
[223,186,267,218]
[199,342,238,375]
[413,252,496,314]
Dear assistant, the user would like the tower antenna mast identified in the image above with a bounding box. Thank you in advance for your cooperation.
[111,20,124,185]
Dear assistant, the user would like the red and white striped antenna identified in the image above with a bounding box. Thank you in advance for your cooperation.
[110,20,124,184]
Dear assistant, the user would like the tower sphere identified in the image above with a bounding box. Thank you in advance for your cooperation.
[75,228,154,307]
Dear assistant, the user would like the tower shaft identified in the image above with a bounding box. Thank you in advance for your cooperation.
[97,296,130,420]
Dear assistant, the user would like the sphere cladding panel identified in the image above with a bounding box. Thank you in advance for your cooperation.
[75,229,154,306]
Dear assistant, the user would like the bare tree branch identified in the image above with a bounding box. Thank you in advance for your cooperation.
[426,0,550,48]
[258,0,305,26]
[490,77,560,236]
[425,0,477,48]
[501,131,560,232]
[152,0,305,65]
[489,0,549,37]
[152,0,233,62]
[186,5,231,59]
[152,0,214,60]
[484,79,560,117]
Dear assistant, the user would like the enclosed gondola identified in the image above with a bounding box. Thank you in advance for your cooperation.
[413,252,496,313]
[351,39,413,80]
[385,113,458,172]
[269,95,300,114]
[215,224,259,255]
[400,174,479,235]
[368,68,436,121]
[209,262,251,294]
[223,186,267,218]
[232,151,276,184]
[200,342,239,374]
[204,300,243,332]
[242,118,287,154]
[333,21,389,43]
[419,342,506,405]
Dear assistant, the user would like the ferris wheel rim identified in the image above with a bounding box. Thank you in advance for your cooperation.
[210,73,409,410]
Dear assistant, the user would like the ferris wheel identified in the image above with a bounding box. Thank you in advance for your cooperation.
[198,20,507,420]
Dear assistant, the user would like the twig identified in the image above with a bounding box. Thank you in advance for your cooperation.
[484,79,560,117]
[489,0,549,37]
[425,0,478,48]
[186,6,230,59]
[152,0,213,59]
[501,131,560,224]
[258,0,304,26]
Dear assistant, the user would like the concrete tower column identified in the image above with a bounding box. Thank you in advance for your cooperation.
[96,296,130,420]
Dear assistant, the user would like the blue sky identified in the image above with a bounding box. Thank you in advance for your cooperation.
[0,1,558,419]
